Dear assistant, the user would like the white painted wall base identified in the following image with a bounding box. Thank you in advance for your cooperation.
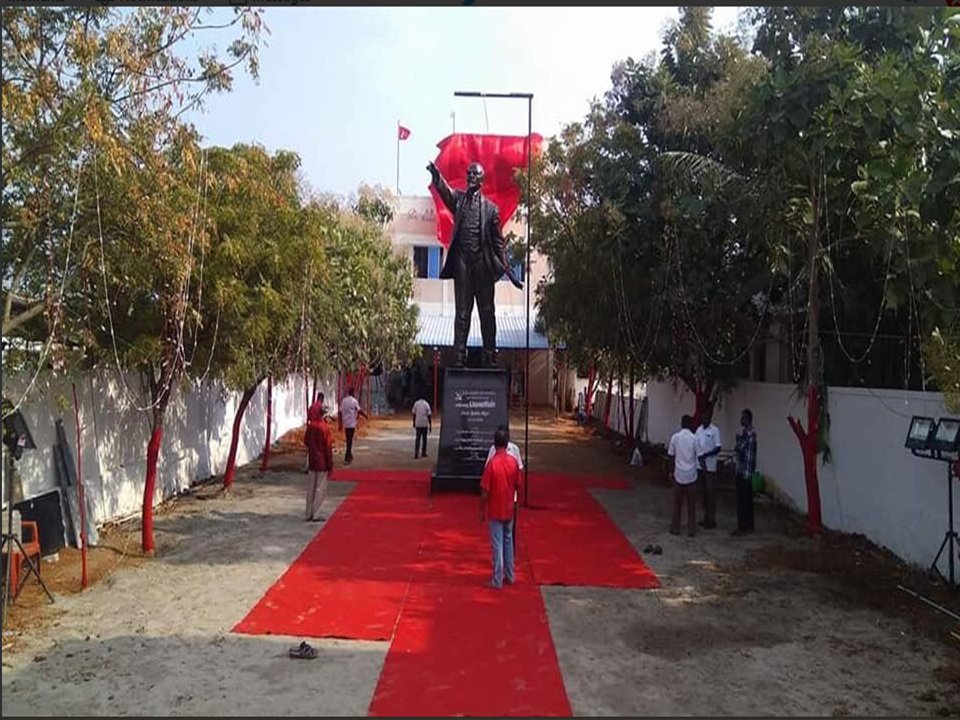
[596,378,956,570]
[4,371,325,528]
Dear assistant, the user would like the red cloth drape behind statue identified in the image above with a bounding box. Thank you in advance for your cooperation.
[428,133,543,247]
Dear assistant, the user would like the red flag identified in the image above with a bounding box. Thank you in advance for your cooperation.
[428,133,543,247]
[398,125,411,141]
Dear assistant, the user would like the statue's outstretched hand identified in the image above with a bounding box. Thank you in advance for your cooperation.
[426,162,440,183]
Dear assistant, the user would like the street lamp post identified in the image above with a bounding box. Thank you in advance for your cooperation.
[453,91,533,508]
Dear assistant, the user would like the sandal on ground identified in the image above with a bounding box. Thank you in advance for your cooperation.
[653,545,663,555]
[289,641,318,659]
[643,544,654,554]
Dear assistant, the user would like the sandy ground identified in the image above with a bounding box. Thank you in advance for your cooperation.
[2,410,959,716]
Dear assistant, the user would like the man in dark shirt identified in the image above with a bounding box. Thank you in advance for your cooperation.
[733,408,758,535]
[303,398,334,522]
[428,161,522,368]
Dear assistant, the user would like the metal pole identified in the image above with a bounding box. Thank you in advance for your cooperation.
[433,347,439,413]
[452,90,534,505]
[2,453,14,626]
[523,95,532,508]
[949,461,956,586]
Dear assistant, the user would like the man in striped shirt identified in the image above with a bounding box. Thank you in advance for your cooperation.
[733,408,758,535]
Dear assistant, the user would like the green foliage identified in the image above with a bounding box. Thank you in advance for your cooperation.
[530,6,959,403]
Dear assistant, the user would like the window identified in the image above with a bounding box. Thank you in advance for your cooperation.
[413,246,443,279]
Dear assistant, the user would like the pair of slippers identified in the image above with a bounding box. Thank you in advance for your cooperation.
[289,641,318,659]
[642,544,663,555]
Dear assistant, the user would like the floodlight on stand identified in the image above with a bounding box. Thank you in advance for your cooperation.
[904,416,960,589]
[932,417,960,453]
[905,415,936,451]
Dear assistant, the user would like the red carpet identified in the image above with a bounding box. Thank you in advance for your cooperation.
[233,470,658,715]
[232,481,431,641]
[522,474,660,589]
[369,493,571,717]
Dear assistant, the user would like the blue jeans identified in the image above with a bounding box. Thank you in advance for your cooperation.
[487,519,515,588]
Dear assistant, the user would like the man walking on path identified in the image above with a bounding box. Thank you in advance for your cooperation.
[303,400,333,521]
[339,386,367,465]
[480,428,522,589]
[412,395,432,458]
[668,415,699,537]
[695,404,722,529]
[733,408,758,535]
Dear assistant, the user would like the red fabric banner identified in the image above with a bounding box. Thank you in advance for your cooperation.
[428,133,543,247]
[398,125,411,140]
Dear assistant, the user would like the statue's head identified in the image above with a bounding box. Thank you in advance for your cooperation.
[466,162,484,191]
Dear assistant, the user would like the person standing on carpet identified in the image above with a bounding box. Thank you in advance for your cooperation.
[480,428,522,589]
[485,424,523,506]
[733,408,758,536]
[412,395,432,458]
[484,424,523,471]
[303,402,333,521]
[668,415,699,537]
[339,386,367,465]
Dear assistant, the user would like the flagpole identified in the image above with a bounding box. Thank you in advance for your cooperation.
[396,120,400,195]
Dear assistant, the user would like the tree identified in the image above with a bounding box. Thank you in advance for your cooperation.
[529,7,770,422]
[657,7,959,532]
[926,329,960,413]
[201,143,321,490]
[2,7,264,343]
[2,7,264,553]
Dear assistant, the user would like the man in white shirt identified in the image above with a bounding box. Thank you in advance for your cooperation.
[695,403,722,529]
[412,396,432,459]
[668,415,699,536]
[339,386,367,465]
[485,425,523,470]
[485,424,523,504]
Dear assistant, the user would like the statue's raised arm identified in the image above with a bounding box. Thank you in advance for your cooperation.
[427,161,456,213]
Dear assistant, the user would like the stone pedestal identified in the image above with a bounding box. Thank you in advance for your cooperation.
[431,368,509,495]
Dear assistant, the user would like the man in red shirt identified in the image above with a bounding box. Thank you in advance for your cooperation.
[303,393,334,522]
[480,428,522,589]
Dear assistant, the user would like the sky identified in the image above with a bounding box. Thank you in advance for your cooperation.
[188,7,743,199]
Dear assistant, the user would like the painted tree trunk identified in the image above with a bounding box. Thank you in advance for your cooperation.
[303,369,309,416]
[141,424,163,555]
[72,383,88,589]
[603,374,614,430]
[617,367,628,438]
[336,372,343,430]
[223,382,260,491]
[786,178,824,536]
[585,364,597,419]
[687,377,716,428]
[788,384,823,535]
[693,385,704,427]
[260,376,273,472]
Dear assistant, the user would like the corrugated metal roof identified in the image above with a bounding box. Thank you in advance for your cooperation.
[416,313,552,349]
